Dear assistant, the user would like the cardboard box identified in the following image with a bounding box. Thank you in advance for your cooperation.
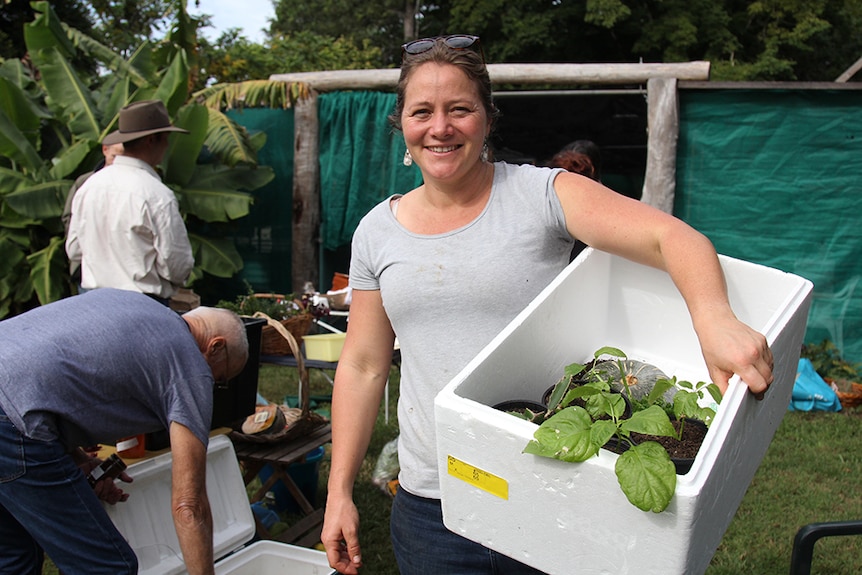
[104,434,334,574]
[303,333,346,362]
[169,288,201,313]
[434,249,813,575]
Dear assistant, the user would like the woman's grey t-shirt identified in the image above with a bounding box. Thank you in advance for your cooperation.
[350,162,573,498]
[0,288,213,448]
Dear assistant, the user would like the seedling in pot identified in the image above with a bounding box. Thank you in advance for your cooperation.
[494,399,548,424]
[642,376,723,429]
[524,347,722,513]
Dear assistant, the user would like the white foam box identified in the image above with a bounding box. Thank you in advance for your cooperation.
[434,249,813,575]
[103,434,334,575]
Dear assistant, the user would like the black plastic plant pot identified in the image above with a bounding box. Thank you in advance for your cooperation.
[673,456,695,475]
[493,399,548,424]
[670,418,708,475]
[492,399,547,414]
[603,435,632,455]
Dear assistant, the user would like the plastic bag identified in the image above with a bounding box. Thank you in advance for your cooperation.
[789,358,842,412]
[371,436,399,495]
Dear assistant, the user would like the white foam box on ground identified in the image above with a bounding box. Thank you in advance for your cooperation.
[103,434,333,575]
[434,249,813,575]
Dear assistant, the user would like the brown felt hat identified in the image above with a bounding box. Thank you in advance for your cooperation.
[102,100,189,145]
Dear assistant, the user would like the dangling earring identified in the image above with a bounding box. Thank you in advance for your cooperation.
[481,142,490,163]
[403,149,413,166]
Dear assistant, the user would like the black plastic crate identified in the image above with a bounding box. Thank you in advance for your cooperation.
[211,316,265,428]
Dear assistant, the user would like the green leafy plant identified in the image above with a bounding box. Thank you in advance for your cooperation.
[523,346,722,513]
[0,2,286,318]
[643,376,722,427]
[216,282,329,320]
[217,293,301,320]
[800,340,860,382]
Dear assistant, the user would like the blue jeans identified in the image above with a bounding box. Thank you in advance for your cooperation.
[0,407,138,574]
[390,487,547,575]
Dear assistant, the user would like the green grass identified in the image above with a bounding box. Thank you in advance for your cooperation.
[707,408,862,575]
[43,366,861,574]
[255,362,400,574]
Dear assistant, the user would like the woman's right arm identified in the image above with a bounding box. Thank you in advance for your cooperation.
[321,288,395,575]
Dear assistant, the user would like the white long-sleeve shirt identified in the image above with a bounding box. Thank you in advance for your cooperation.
[65,155,194,299]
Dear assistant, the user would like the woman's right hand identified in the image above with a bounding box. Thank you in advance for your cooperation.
[321,495,363,574]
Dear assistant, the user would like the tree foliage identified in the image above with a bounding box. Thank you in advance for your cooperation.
[86,0,178,57]
[198,29,383,86]
[0,0,279,318]
[0,0,96,70]
[270,0,409,66]
[265,0,862,81]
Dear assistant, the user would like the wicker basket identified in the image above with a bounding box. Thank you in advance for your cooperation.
[245,293,313,356]
[826,378,862,409]
[260,314,313,356]
[230,313,328,444]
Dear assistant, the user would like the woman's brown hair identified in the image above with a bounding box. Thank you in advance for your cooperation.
[388,39,499,132]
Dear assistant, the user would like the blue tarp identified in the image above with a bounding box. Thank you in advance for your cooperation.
[789,358,842,412]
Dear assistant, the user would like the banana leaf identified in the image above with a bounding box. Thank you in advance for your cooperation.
[165,103,209,186]
[48,139,94,180]
[0,76,46,147]
[23,1,75,58]
[31,46,100,140]
[190,233,244,278]
[0,59,40,94]
[204,108,260,167]
[154,49,190,116]
[26,235,67,305]
[4,179,68,219]
[65,27,153,88]
[0,107,44,172]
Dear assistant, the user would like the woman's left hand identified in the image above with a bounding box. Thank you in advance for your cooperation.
[697,314,774,399]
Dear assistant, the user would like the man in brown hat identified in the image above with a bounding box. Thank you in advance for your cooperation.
[66,100,195,305]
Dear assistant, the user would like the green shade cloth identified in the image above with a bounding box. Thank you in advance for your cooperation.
[226,107,295,292]
[318,91,423,251]
[676,89,862,362]
[228,89,862,363]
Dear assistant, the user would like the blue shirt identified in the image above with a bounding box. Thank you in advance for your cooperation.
[0,289,213,448]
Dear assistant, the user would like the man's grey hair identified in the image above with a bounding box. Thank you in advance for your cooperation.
[186,306,249,363]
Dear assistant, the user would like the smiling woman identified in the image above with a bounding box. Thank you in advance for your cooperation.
[319,34,774,575]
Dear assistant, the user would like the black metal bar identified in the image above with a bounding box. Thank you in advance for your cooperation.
[789,520,862,575]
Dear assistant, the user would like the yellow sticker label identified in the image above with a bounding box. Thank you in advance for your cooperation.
[447,455,508,500]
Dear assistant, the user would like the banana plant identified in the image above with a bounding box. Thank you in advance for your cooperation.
[0,1,277,318]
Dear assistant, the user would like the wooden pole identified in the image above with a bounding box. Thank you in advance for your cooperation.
[292,91,320,293]
[641,77,679,214]
[835,54,862,83]
[270,61,711,92]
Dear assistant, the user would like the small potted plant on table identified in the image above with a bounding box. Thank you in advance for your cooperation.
[217,286,328,356]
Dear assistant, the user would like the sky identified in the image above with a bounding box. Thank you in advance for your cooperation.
[189,0,275,44]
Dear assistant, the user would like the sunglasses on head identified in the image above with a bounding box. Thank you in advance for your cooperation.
[401,34,484,63]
